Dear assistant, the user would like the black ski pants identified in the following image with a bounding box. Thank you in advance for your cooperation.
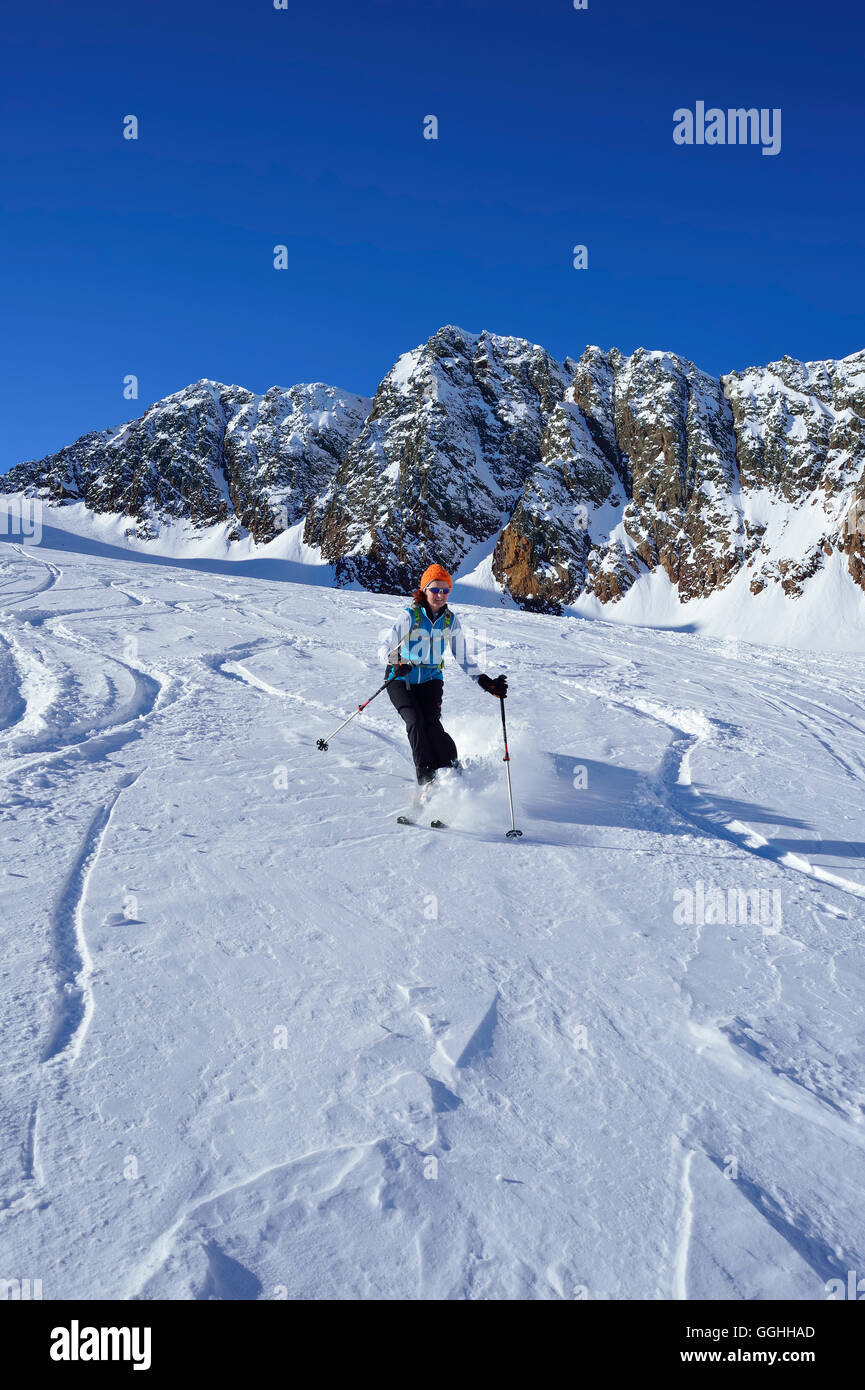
[387,677,458,784]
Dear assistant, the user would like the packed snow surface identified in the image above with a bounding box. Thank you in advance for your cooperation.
[1,516,864,1300]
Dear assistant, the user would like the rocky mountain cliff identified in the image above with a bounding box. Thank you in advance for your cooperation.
[306,326,572,591]
[3,380,371,543]
[5,326,864,613]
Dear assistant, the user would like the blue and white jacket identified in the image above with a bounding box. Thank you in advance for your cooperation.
[383,601,484,686]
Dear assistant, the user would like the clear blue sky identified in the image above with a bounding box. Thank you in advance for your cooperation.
[2,0,863,471]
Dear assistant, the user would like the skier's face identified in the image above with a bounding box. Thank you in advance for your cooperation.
[425,584,450,611]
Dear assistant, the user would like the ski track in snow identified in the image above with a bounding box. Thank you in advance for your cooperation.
[0,629,175,787]
[41,770,141,1066]
[1,534,864,1298]
[672,1142,695,1300]
[583,678,865,902]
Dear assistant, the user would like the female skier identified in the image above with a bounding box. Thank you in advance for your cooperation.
[383,564,507,790]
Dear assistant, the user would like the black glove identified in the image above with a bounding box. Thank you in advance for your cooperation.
[391,662,412,679]
[478,673,508,698]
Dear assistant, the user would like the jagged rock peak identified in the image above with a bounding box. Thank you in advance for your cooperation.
[4,329,864,610]
[3,376,371,543]
[305,326,571,593]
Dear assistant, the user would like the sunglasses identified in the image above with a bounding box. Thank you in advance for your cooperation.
[427,586,450,595]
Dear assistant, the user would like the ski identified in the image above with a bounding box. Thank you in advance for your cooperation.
[396,815,447,829]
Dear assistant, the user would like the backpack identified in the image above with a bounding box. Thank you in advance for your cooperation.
[404,603,453,673]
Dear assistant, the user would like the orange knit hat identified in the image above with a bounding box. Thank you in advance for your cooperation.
[419,564,453,591]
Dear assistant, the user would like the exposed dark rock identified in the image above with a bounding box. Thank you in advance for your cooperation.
[3,380,370,543]
[305,325,569,592]
[4,333,864,610]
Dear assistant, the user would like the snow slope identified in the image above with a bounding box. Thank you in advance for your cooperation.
[1,518,864,1300]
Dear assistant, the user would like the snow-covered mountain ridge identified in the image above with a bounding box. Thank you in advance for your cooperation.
[4,326,864,633]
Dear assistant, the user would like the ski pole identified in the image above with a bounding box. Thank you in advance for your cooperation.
[316,673,401,751]
[499,696,523,838]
